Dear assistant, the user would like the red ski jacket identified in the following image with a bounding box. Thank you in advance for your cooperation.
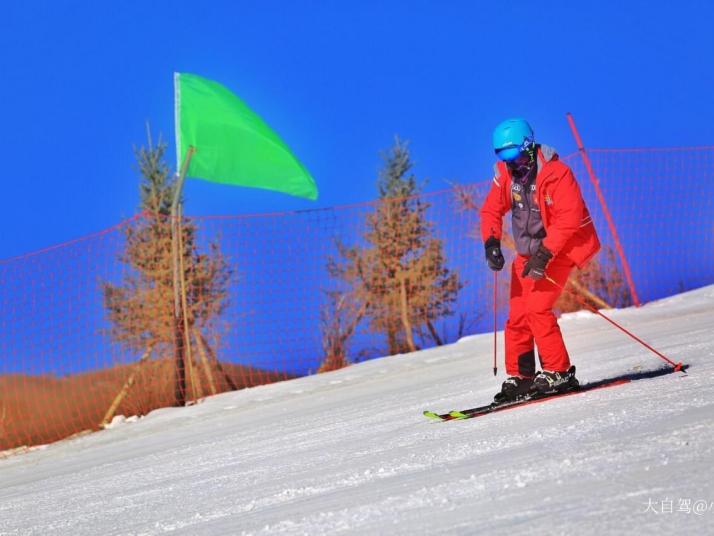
[480,146,600,268]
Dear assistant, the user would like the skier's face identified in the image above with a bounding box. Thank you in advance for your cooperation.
[507,152,534,179]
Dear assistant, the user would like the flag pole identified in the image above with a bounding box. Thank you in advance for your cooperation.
[172,146,196,215]
[178,203,201,402]
[170,146,196,406]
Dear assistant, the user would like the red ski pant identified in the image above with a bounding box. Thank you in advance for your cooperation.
[505,254,574,377]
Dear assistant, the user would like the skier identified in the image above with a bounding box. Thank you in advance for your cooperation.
[481,118,600,402]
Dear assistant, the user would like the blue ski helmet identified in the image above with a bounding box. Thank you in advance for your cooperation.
[492,118,535,162]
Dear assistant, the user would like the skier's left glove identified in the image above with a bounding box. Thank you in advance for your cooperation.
[522,244,553,280]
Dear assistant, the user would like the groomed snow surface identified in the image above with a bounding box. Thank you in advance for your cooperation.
[2,286,713,535]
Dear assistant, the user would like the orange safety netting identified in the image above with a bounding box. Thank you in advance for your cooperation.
[1,146,712,451]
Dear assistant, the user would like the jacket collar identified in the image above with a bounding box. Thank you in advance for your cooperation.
[536,144,558,174]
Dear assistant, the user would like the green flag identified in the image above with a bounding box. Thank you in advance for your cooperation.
[174,72,318,200]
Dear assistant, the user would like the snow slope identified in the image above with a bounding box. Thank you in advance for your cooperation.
[1,286,713,536]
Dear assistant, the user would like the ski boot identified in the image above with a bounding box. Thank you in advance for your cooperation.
[533,365,579,395]
[494,376,535,403]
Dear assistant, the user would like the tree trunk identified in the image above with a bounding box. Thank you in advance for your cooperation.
[173,313,187,406]
[426,318,443,346]
[194,327,218,396]
[387,327,400,355]
[399,274,417,352]
[197,332,238,391]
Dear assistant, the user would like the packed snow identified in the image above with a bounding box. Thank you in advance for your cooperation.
[1,286,713,535]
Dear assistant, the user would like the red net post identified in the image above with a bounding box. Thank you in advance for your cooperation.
[566,112,641,307]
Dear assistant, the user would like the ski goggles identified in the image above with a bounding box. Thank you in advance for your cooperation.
[495,136,535,162]
[495,146,522,162]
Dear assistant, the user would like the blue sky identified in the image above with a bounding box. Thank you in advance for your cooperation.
[1,0,712,259]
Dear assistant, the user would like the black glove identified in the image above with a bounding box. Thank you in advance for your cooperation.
[522,244,553,280]
[484,236,505,271]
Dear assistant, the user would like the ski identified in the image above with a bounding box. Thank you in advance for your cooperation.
[424,377,632,422]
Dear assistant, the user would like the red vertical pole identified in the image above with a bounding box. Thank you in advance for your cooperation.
[565,113,641,307]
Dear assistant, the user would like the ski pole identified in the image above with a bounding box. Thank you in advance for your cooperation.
[493,271,498,376]
[545,276,685,372]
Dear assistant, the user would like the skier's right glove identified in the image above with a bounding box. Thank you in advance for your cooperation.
[484,236,505,271]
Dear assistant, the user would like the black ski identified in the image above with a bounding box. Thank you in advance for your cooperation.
[424,377,631,421]
[423,365,687,421]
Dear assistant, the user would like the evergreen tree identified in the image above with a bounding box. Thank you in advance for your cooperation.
[102,135,231,403]
[324,137,462,362]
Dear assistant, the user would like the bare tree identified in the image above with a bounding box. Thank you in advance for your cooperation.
[318,289,367,372]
